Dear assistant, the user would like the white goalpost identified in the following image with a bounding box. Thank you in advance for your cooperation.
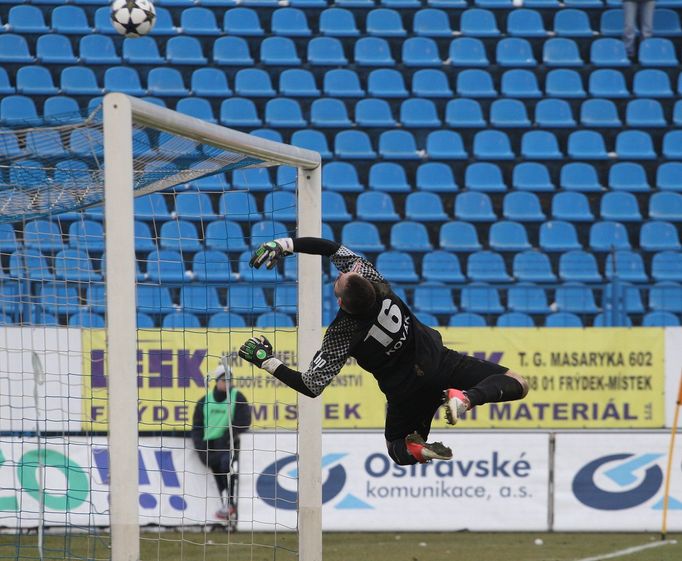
[103,93,322,561]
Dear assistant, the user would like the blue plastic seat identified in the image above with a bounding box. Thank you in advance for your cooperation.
[93,7,117,34]
[180,7,220,35]
[600,192,643,222]
[650,192,682,221]
[263,191,297,222]
[589,221,632,252]
[0,225,18,254]
[173,192,217,222]
[323,69,364,97]
[545,69,586,98]
[322,191,352,222]
[270,7,311,36]
[220,98,261,128]
[540,221,582,252]
[600,9,623,36]
[121,37,164,65]
[148,7,177,35]
[449,313,487,327]
[657,163,682,191]
[426,130,467,160]
[9,248,54,281]
[465,162,507,192]
[440,221,482,252]
[554,9,594,36]
[190,69,231,98]
[208,312,246,328]
[0,68,13,95]
[640,221,681,252]
[456,69,497,97]
[291,129,333,159]
[413,8,453,36]
[319,8,359,36]
[552,192,594,222]
[674,101,682,126]
[601,283,645,314]
[357,191,401,221]
[175,97,217,124]
[580,99,622,127]
[205,219,249,252]
[409,69,451,99]
[104,66,145,96]
[513,251,557,283]
[400,98,441,128]
[560,162,603,192]
[25,129,68,158]
[367,8,406,36]
[455,192,496,222]
[606,162,650,193]
[391,221,433,252]
[653,8,682,35]
[467,251,512,282]
[265,98,307,128]
[568,131,609,160]
[461,8,500,36]
[355,37,395,66]
[161,312,201,329]
[335,130,376,159]
[473,130,514,160]
[132,193,170,221]
[489,221,532,252]
[341,222,385,252]
[586,70,629,100]
[8,5,49,33]
[417,162,458,193]
[633,69,674,97]
[50,6,91,34]
[663,131,682,159]
[235,69,275,97]
[507,9,548,37]
[643,311,680,326]
[147,68,189,97]
[224,7,263,35]
[54,248,101,282]
[496,312,535,327]
[449,38,489,66]
[60,67,102,96]
[508,284,552,312]
[496,37,536,66]
[0,132,23,159]
[639,38,678,66]
[403,192,447,222]
[414,284,458,315]
[262,36,302,65]
[544,38,582,66]
[159,221,202,253]
[272,285,297,314]
[38,283,80,316]
[500,69,542,98]
[503,191,547,221]
[131,221,155,253]
[545,312,583,327]
[166,36,207,65]
[559,250,602,283]
[308,37,348,66]
[323,162,363,192]
[24,219,65,252]
[213,36,253,66]
[36,34,77,64]
[279,69,319,97]
[402,37,442,67]
[376,251,419,282]
[230,167,273,193]
[379,130,420,160]
[649,282,682,313]
[605,250,648,283]
[445,99,486,128]
[555,284,599,314]
[512,162,555,192]
[0,34,34,64]
[255,312,293,328]
[490,99,530,127]
[422,251,465,283]
[15,66,58,96]
[144,249,187,283]
[356,98,397,127]
[179,286,223,314]
[1,96,42,126]
[249,220,290,249]
[460,284,504,314]
[591,38,630,66]
[522,130,563,159]
[616,130,656,160]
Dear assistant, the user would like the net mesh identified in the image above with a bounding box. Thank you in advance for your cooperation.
[0,107,307,561]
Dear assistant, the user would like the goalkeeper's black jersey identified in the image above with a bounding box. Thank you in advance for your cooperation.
[301,246,447,401]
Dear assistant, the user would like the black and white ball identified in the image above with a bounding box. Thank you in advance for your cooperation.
[111,0,156,38]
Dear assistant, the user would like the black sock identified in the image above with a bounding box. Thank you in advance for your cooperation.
[465,374,524,408]
[387,438,419,466]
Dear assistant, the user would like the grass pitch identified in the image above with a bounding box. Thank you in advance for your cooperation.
[1,531,680,561]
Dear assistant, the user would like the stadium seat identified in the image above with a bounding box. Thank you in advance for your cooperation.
[0,224,18,254]
[512,162,555,192]
[500,69,542,98]
[166,36,207,65]
[321,191,352,222]
[263,191,297,222]
[271,7,311,36]
[456,69,497,97]
[308,37,348,66]
[513,251,557,283]
[10,248,54,281]
[650,192,682,221]
[0,34,34,64]
[147,7,176,35]
[341,221,385,252]
[180,286,224,314]
[559,250,602,283]
[132,221,156,253]
[355,37,395,66]
[375,251,419,282]
[60,67,102,96]
[600,192,643,222]
[555,284,599,314]
[379,130,421,160]
[265,98,307,128]
[545,312,583,327]
[189,69,230,98]
[642,311,680,327]
[414,312,439,327]
[367,8,407,36]
[489,221,531,252]
[0,68,13,95]
[256,312,294,328]
[213,36,253,66]
[121,37,164,65]
[649,282,682,312]
[319,8,359,36]
[323,162,363,192]
[356,98,397,127]
[39,283,80,316]
[390,221,433,252]
[626,99,666,127]
[36,34,77,65]
[605,251,648,282]
[205,220,248,253]
[279,69,319,97]
[588,69,630,98]
[235,69,276,98]
[600,9,623,36]
[496,313,535,327]
[25,130,67,158]
[422,251,466,283]
[539,221,582,252]
[367,68,408,98]
[567,131,609,160]
[357,191,401,220]
[414,284,458,315]
[467,251,512,282]
[0,132,23,159]
[272,285,297,314]
[507,9,548,37]
[15,66,58,95]
[522,130,563,159]
[543,38,582,66]
[8,5,49,33]
[663,131,682,159]
[145,246,190,282]
[589,221,632,252]
[674,101,682,126]
[640,221,681,251]
[173,192,217,222]
[68,220,105,253]
[220,98,261,128]
[496,38,536,66]
[104,66,145,96]
[400,98,441,128]
[633,69,674,97]
[405,192,448,221]
[439,221,483,252]
[608,162,651,192]
[291,129,333,159]
[616,130,657,160]
[323,70,363,98]
[1,96,41,126]
[449,37,489,66]
[490,99,531,127]
[590,38,630,66]
[224,8,263,35]
[545,69,586,98]
[335,130,376,159]
[261,37,301,66]
[639,38,678,66]
[413,8,453,36]
[148,68,189,97]
[445,99,486,128]
[24,219,65,252]
[657,162,682,191]
[473,130,514,160]
[454,192,496,222]
[417,162,459,192]
[449,313,487,327]
[133,193,170,221]
[69,311,105,328]
[162,312,201,329]
[560,162,603,192]
[412,69,453,97]
[465,162,507,192]
[503,191,546,222]
[460,284,504,314]
[208,312,246,328]
[554,8,594,36]
[461,8,500,36]
[601,283,645,314]
[580,99,622,127]
[508,284,551,313]
[54,249,101,282]
[181,7,220,35]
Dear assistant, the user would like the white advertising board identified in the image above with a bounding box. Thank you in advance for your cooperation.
[238,431,550,531]
[0,328,83,432]
[0,437,220,528]
[554,433,682,531]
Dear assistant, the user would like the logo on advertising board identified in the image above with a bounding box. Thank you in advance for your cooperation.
[572,453,682,511]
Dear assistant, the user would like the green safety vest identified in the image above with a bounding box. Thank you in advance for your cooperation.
[203,387,238,441]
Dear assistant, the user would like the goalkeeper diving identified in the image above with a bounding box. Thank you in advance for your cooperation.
[239,238,529,465]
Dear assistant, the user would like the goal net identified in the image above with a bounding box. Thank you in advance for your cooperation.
[0,93,322,561]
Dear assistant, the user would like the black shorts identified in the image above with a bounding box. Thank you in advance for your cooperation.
[384,350,508,442]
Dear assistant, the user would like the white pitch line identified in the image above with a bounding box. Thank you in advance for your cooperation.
[575,539,677,561]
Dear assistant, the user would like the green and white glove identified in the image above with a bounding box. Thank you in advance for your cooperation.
[249,238,294,270]
[239,335,274,368]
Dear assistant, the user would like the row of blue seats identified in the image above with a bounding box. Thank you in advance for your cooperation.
[2,31,679,67]
[7,242,682,285]
[3,5,682,39]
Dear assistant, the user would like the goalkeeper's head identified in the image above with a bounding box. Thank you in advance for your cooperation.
[334,272,376,316]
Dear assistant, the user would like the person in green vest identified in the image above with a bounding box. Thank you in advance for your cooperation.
[191,362,251,522]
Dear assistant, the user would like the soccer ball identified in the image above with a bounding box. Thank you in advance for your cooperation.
[110,0,156,38]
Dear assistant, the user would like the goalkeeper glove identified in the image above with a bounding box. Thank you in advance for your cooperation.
[239,336,274,368]
[249,238,293,270]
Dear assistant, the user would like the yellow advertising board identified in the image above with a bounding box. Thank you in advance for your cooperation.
[82,327,665,431]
